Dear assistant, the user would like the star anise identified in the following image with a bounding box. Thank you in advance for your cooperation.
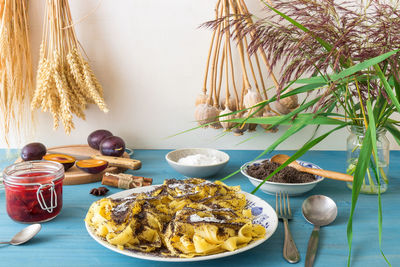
[90,187,109,196]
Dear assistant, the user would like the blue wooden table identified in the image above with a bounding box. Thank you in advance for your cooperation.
[0,150,399,266]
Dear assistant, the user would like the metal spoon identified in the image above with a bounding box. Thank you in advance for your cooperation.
[302,195,337,267]
[270,154,353,182]
[0,224,41,245]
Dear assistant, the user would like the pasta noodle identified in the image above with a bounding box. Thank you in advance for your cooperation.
[85,178,266,258]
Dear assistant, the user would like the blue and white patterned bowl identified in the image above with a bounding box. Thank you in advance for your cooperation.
[241,158,324,196]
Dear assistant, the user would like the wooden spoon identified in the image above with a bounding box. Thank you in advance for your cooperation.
[270,154,353,182]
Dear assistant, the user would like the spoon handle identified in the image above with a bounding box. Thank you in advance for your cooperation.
[282,218,300,263]
[305,225,320,267]
[0,242,10,244]
[300,167,353,182]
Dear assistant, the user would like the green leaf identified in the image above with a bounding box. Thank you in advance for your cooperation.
[389,75,400,103]
[268,97,322,129]
[373,94,388,124]
[297,74,379,85]
[219,81,326,126]
[219,82,331,128]
[385,123,400,146]
[374,64,400,114]
[367,101,379,178]
[250,123,348,193]
[366,101,390,265]
[231,97,323,131]
[286,82,327,95]
[220,120,308,182]
[261,0,332,52]
[347,127,373,266]
[296,50,399,84]
[394,77,400,102]
[227,113,346,126]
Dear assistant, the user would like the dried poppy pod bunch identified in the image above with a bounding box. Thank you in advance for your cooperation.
[275,95,299,114]
[31,0,108,134]
[195,0,284,135]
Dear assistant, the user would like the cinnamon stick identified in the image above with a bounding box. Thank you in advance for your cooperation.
[101,172,152,189]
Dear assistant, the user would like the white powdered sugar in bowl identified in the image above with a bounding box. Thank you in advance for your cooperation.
[165,148,230,178]
[177,154,222,166]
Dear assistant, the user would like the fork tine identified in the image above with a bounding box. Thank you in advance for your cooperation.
[279,192,283,216]
[275,192,278,214]
[287,192,292,217]
[283,192,287,216]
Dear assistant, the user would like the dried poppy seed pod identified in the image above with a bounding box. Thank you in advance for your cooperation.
[248,123,257,132]
[244,111,257,132]
[232,123,248,136]
[195,103,221,128]
[220,96,237,111]
[232,113,248,136]
[195,93,209,106]
[219,107,236,131]
[275,95,299,114]
[260,109,278,133]
[244,88,263,116]
[209,107,222,129]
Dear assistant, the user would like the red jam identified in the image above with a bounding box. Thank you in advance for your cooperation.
[3,161,64,223]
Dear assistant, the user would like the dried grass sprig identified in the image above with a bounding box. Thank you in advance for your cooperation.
[217,0,400,103]
[32,0,108,134]
[0,0,34,145]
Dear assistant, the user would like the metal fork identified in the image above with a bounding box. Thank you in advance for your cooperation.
[276,192,300,263]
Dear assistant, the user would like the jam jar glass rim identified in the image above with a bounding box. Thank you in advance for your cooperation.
[3,160,64,186]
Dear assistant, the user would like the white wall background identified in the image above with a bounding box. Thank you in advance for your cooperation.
[1,0,398,150]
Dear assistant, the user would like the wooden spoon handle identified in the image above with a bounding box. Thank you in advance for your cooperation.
[299,166,353,182]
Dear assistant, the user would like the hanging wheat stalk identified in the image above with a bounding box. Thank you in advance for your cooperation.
[0,0,34,145]
[195,0,298,135]
[32,0,108,134]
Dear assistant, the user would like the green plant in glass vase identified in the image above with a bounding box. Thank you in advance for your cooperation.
[205,0,400,264]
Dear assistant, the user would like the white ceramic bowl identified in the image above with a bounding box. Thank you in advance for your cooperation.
[241,159,324,196]
[165,148,229,178]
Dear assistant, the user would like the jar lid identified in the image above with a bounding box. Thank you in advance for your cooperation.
[3,160,64,186]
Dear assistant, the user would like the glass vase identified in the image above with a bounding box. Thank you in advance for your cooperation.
[346,126,389,194]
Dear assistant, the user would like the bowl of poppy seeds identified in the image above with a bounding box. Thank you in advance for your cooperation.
[241,159,324,196]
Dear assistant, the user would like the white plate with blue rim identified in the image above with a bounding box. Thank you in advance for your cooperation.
[241,159,324,196]
[85,184,278,262]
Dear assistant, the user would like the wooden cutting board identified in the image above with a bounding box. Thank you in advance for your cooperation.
[16,144,130,185]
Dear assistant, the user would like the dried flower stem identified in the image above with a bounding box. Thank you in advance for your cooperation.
[212,7,224,106]
[202,0,221,95]
[236,0,275,105]
[230,0,261,95]
[225,14,240,110]
[217,44,226,103]
[223,12,231,107]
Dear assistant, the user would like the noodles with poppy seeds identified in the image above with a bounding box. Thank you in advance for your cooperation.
[85,178,266,258]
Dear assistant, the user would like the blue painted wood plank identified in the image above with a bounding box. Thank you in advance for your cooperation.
[0,150,399,266]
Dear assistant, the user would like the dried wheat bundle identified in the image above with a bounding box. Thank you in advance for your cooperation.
[0,0,34,145]
[32,0,108,134]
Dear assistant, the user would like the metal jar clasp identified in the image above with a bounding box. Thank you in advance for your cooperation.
[36,182,57,213]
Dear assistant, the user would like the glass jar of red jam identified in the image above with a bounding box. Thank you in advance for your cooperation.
[3,160,64,223]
